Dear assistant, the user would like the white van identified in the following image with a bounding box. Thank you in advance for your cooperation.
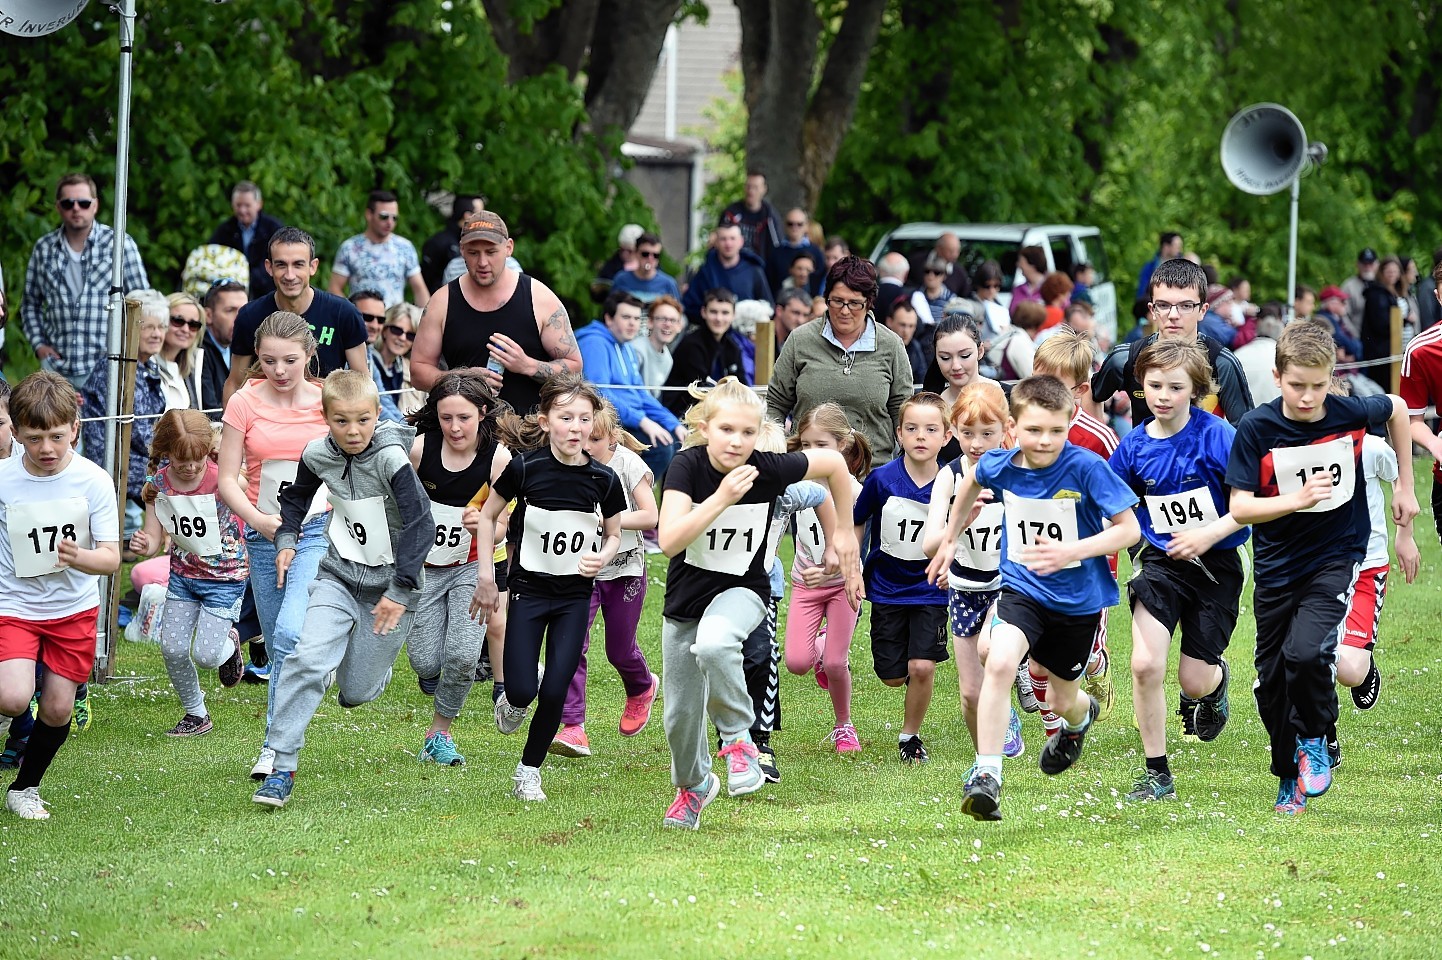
[869,222,1120,344]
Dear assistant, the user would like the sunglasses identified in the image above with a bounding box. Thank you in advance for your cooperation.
[59,198,94,211]
[170,315,204,331]
[361,313,386,324]
[637,250,660,259]
[375,211,398,222]
[384,324,417,341]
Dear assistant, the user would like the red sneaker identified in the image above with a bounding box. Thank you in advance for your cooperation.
[620,672,659,737]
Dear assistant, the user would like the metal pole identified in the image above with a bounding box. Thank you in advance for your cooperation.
[1285,175,1300,324]
[97,0,137,678]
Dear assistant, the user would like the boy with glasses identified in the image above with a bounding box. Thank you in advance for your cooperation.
[1091,259,1254,427]
[611,232,681,304]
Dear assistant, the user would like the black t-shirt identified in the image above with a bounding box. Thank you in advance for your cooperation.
[1224,394,1393,586]
[232,289,368,376]
[662,447,809,620]
[494,447,626,599]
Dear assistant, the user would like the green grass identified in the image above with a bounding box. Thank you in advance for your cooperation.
[7,473,1442,960]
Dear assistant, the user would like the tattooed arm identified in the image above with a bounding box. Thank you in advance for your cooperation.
[530,287,583,381]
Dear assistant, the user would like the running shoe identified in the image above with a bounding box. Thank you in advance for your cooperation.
[421,730,465,766]
[218,629,245,688]
[1002,706,1025,759]
[1328,736,1342,771]
[960,768,1002,822]
[663,773,721,830]
[0,737,27,770]
[1015,659,1040,713]
[512,762,547,802]
[898,735,929,765]
[1178,695,1200,742]
[1295,736,1333,797]
[242,661,270,685]
[1193,659,1230,742]
[494,690,529,735]
[815,660,829,691]
[1351,657,1381,710]
[825,722,862,754]
[718,738,763,796]
[1124,770,1177,802]
[252,771,294,808]
[71,687,92,733]
[1039,695,1099,775]
[1081,650,1113,721]
[165,713,213,738]
[250,746,276,780]
[4,786,49,820]
[417,674,440,697]
[619,673,659,737]
[1274,777,1306,815]
[755,740,781,783]
[549,724,592,757]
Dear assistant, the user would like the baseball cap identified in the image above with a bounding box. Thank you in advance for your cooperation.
[460,211,509,245]
[1319,284,1347,302]
[1358,247,1378,263]
[618,223,644,249]
[1205,283,1233,305]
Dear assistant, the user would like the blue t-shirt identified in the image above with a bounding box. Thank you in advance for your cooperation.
[232,289,369,376]
[1109,412,1250,553]
[1224,394,1393,586]
[973,443,1138,615]
[611,270,682,304]
[854,458,945,606]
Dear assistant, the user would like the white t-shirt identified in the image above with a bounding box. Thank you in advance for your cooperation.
[1360,433,1398,570]
[0,452,120,618]
[597,445,652,581]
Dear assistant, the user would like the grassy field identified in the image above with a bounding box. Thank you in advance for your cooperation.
[4,472,1441,960]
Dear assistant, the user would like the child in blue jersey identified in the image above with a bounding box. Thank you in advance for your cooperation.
[1225,323,1417,814]
[855,393,952,765]
[935,376,1140,821]
[1108,339,1250,802]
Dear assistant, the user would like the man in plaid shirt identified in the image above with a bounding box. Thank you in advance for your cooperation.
[21,173,149,389]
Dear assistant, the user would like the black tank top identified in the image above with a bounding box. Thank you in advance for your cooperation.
[440,275,545,413]
[418,431,498,508]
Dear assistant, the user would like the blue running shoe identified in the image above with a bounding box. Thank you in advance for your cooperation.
[421,730,465,766]
[242,661,270,685]
[418,674,440,697]
[1274,777,1306,815]
[252,771,294,808]
[1003,705,1025,759]
[1295,736,1332,797]
[0,737,26,770]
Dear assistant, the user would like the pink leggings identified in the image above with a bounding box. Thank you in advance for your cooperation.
[784,579,859,725]
[131,555,171,591]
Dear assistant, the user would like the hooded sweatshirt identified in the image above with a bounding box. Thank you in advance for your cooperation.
[681,247,774,324]
[576,320,680,433]
[275,420,433,608]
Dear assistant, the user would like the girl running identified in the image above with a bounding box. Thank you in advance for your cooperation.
[130,410,249,737]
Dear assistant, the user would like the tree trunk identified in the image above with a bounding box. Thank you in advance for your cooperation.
[585,0,685,141]
[481,0,601,83]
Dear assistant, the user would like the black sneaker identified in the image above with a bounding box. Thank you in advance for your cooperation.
[961,768,1002,821]
[1124,769,1177,802]
[1194,659,1230,742]
[418,674,440,696]
[899,735,929,765]
[1328,736,1342,770]
[1178,695,1200,742]
[1039,695,1098,775]
[475,642,493,683]
[756,742,781,783]
[1351,657,1381,710]
[218,630,245,689]
[248,639,269,669]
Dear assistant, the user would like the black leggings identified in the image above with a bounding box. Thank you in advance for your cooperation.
[504,590,591,768]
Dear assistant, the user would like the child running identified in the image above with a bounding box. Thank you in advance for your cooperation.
[1107,339,1249,801]
[467,374,626,802]
[405,371,512,767]
[923,380,1023,758]
[252,371,435,809]
[931,375,1140,822]
[0,372,120,820]
[552,400,660,758]
[1225,322,1417,814]
[783,404,870,756]
[218,311,332,780]
[129,409,249,737]
[659,378,860,829]
[855,392,952,764]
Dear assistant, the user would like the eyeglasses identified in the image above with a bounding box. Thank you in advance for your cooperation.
[375,211,398,222]
[650,313,683,324]
[826,297,868,314]
[170,315,204,331]
[361,313,386,324]
[925,268,946,276]
[1149,300,1203,316]
[384,324,417,341]
[637,250,660,260]
[59,198,94,211]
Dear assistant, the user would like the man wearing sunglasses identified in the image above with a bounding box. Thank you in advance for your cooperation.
[609,232,680,305]
[327,189,429,309]
[21,172,149,390]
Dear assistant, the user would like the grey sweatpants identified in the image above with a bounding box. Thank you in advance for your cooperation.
[408,562,483,719]
[662,587,766,790]
[269,576,416,772]
[159,601,235,717]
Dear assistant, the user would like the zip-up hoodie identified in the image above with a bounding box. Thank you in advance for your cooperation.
[275,420,433,608]
[575,320,680,433]
[680,246,774,323]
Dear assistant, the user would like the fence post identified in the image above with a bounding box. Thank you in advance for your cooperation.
[1390,304,1403,394]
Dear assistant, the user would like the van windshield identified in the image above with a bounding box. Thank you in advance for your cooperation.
[874,236,1022,293]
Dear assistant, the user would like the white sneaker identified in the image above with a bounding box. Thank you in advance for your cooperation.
[512,762,547,801]
[5,786,50,820]
[250,746,276,780]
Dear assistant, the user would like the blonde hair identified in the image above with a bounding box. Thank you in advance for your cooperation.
[385,301,422,330]
[787,401,871,479]
[1009,375,1076,420]
[681,377,765,447]
[143,409,215,505]
[321,369,380,412]
[1032,329,1095,386]
[249,311,320,381]
[1275,320,1336,374]
[756,418,786,454]
[899,391,950,425]
[165,291,204,380]
[591,399,647,453]
[949,381,1013,448]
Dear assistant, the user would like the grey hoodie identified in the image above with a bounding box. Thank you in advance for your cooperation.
[275,420,433,608]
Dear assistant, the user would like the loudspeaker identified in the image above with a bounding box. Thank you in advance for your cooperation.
[1220,103,1309,196]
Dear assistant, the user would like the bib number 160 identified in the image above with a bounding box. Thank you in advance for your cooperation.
[27,523,77,554]
[541,530,588,556]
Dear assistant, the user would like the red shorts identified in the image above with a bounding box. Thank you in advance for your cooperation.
[1342,564,1389,650]
[0,607,99,683]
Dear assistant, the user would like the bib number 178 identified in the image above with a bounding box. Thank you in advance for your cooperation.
[27,523,77,554]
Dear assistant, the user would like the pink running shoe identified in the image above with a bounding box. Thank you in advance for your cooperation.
[815,660,830,690]
[549,724,591,757]
[828,722,861,753]
[620,672,659,737]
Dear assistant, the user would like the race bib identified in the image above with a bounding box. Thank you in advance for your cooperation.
[1003,492,1081,570]
[955,501,1005,571]
[155,493,223,557]
[256,459,328,519]
[686,502,768,576]
[426,502,472,566]
[1144,487,1221,535]
[1271,436,1356,514]
[7,498,92,578]
[327,495,394,566]
[521,505,602,577]
[880,497,929,561]
[795,507,826,566]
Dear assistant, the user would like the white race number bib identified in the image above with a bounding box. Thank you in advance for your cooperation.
[794,507,826,566]
[1271,437,1355,514]
[155,493,224,557]
[521,505,602,577]
[256,459,328,519]
[1003,492,1081,570]
[880,497,929,561]
[327,495,394,566]
[7,498,92,578]
[426,502,472,566]
[686,502,768,576]
[955,501,1005,571]
[1144,486,1221,535]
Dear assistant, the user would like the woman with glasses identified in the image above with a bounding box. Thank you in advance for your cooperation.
[371,302,427,422]
[972,261,1012,347]
[767,256,912,466]
[157,292,205,411]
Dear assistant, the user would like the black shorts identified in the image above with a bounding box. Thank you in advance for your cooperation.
[993,589,1098,681]
[869,602,949,681]
[1127,545,1242,666]
[494,557,509,594]
[1432,481,1442,545]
